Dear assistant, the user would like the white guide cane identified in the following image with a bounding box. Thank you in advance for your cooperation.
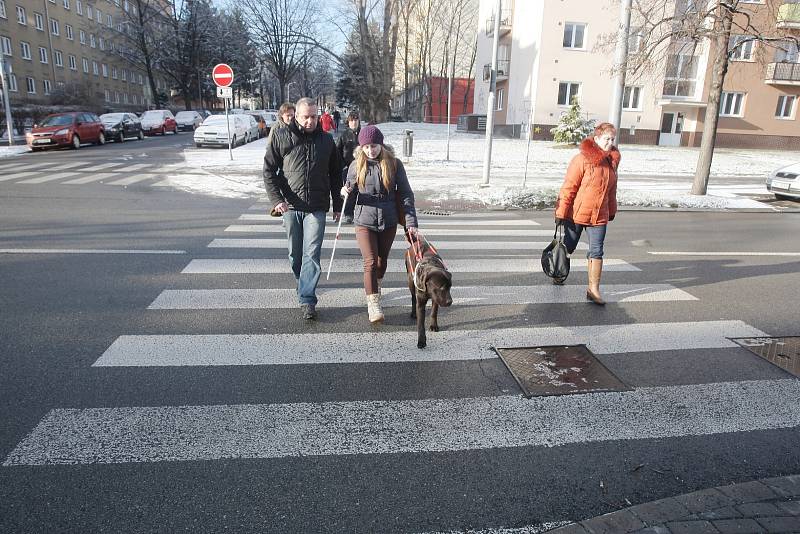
[326,188,350,280]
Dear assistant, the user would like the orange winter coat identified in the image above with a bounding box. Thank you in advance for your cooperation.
[555,138,620,226]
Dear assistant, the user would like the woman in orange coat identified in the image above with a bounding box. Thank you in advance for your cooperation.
[554,122,620,305]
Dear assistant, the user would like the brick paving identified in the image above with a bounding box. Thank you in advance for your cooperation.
[547,475,800,533]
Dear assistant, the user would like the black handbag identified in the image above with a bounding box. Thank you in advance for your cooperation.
[541,223,570,283]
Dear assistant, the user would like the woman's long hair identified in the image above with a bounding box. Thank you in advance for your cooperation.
[355,144,397,192]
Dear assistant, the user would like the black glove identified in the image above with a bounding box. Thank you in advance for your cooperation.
[609,215,615,222]
[554,217,564,225]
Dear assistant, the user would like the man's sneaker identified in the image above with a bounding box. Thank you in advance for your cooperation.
[301,304,317,320]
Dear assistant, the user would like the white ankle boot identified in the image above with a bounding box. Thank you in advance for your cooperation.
[377,278,383,295]
[366,293,384,323]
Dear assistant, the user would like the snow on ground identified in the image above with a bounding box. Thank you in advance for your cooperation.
[152,122,800,209]
[0,145,31,159]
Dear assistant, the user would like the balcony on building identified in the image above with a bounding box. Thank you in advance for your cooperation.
[765,62,800,85]
[485,9,513,37]
[777,2,800,29]
[482,60,510,82]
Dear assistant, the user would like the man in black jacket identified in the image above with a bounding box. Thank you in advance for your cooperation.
[263,97,343,320]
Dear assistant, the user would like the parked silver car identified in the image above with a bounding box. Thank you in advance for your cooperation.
[174,111,204,132]
[766,162,800,200]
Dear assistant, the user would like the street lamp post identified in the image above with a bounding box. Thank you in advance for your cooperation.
[286,81,297,102]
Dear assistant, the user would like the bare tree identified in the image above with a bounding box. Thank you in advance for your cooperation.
[617,0,799,195]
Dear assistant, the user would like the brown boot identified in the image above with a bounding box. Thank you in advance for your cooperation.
[586,259,606,305]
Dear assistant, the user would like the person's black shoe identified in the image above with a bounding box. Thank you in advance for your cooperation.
[301,304,317,320]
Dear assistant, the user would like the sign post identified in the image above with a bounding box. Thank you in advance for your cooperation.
[0,55,14,147]
[212,63,234,161]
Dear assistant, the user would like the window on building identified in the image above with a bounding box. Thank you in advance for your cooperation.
[112,66,117,79]
[102,63,107,77]
[121,68,127,81]
[0,0,6,19]
[563,22,586,49]
[663,54,698,97]
[34,12,44,30]
[82,57,88,72]
[775,40,799,64]
[50,18,59,35]
[39,47,48,63]
[63,0,70,9]
[776,95,796,119]
[622,86,642,110]
[104,89,110,101]
[79,30,86,44]
[557,81,581,106]
[92,60,98,75]
[138,73,143,85]
[1,36,11,56]
[719,92,745,117]
[123,92,128,104]
[68,54,76,69]
[86,4,92,18]
[114,91,119,103]
[15,5,25,25]
[628,29,643,54]
[26,76,35,94]
[8,73,17,91]
[54,49,63,66]
[66,24,73,40]
[76,0,82,14]
[20,41,31,60]
[98,37,104,50]
[123,0,128,12]
[106,14,112,27]
[90,34,95,48]
[43,79,51,95]
[496,88,504,110]
[96,8,101,23]
[729,35,754,61]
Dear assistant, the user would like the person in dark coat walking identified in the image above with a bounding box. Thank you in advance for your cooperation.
[263,97,343,320]
[335,111,362,224]
[341,125,418,323]
[332,109,341,131]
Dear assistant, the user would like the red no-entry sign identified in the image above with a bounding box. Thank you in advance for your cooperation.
[212,63,234,87]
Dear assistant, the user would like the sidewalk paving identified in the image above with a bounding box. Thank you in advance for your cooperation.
[547,474,800,533]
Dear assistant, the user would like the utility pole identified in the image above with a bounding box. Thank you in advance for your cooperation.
[480,0,502,187]
[0,54,14,146]
[446,57,453,161]
[608,0,632,133]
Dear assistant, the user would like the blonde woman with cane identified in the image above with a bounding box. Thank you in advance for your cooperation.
[341,125,419,323]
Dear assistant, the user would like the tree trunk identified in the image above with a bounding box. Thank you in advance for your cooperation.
[691,5,733,195]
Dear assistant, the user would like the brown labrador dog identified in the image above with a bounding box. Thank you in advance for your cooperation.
[405,237,453,349]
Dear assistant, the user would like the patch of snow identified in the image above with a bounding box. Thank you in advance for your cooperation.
[0,146,31,159]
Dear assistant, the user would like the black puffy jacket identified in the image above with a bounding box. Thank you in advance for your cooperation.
[263,121,343,213]
[335,126,360,169]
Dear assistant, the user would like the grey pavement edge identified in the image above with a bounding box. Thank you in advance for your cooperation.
[547,474,800,533]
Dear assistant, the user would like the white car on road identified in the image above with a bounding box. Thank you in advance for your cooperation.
[766,162,800,200]
[194,115,249,148]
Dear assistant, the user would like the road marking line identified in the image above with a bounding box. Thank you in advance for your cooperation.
[0,172,40,182]
[91,163,126,171]
[93,320,764,367]
[207,238,587,250]
[62,173,119,184]
[147,284,695,310]
[416,522,573,534]
[122,164,155,172]
[4,378,794,465]
[16,172,81,184]
[181,258,640,273]
[240,213,542,226]
[224,225,555,237]
[106,174,159,186]
[0,248,186,254]
[649,252,800,257]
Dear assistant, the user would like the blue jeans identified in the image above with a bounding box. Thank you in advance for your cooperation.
[283,210,326,305]
[563,221,607,259]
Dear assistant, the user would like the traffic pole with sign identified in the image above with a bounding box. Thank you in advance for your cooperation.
[0,54,14,147]
[212,64,235,161]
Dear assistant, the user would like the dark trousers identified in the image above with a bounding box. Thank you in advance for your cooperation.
[355,224,398,294]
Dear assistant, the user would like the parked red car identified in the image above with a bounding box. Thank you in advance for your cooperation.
[27,112,106,151]
[140,110,178,135]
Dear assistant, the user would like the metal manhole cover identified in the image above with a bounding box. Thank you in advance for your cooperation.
[494,345,629,398]
[731,336,800,377]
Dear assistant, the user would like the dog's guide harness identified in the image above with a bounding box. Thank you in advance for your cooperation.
[408,232,447,293]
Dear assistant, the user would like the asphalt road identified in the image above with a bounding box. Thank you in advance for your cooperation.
[0,165,799,533]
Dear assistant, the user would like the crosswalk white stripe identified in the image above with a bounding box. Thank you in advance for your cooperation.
[4,378,795,465]
[106,174,159,186]
[224,225,555,237]
[16,172,81,184]
[0,248,186,254]
[207,238,586,250]
[93,321,762,367]
[0,171,40,182]
[122,164,156,172]
[181,258,641,273]
[91,163,126,171]
[62,173,119,184]
[147,285,696,310]
[649,251,800,257]
[239,214,542,226]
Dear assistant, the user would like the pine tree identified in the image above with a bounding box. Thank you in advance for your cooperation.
[550,97,595,145]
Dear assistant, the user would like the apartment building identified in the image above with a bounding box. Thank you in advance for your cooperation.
[0,0,170,112]
[474,0,800,149]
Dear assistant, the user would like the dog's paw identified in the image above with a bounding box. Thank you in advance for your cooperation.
[417,339,427,349]
[429,324,439,332]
